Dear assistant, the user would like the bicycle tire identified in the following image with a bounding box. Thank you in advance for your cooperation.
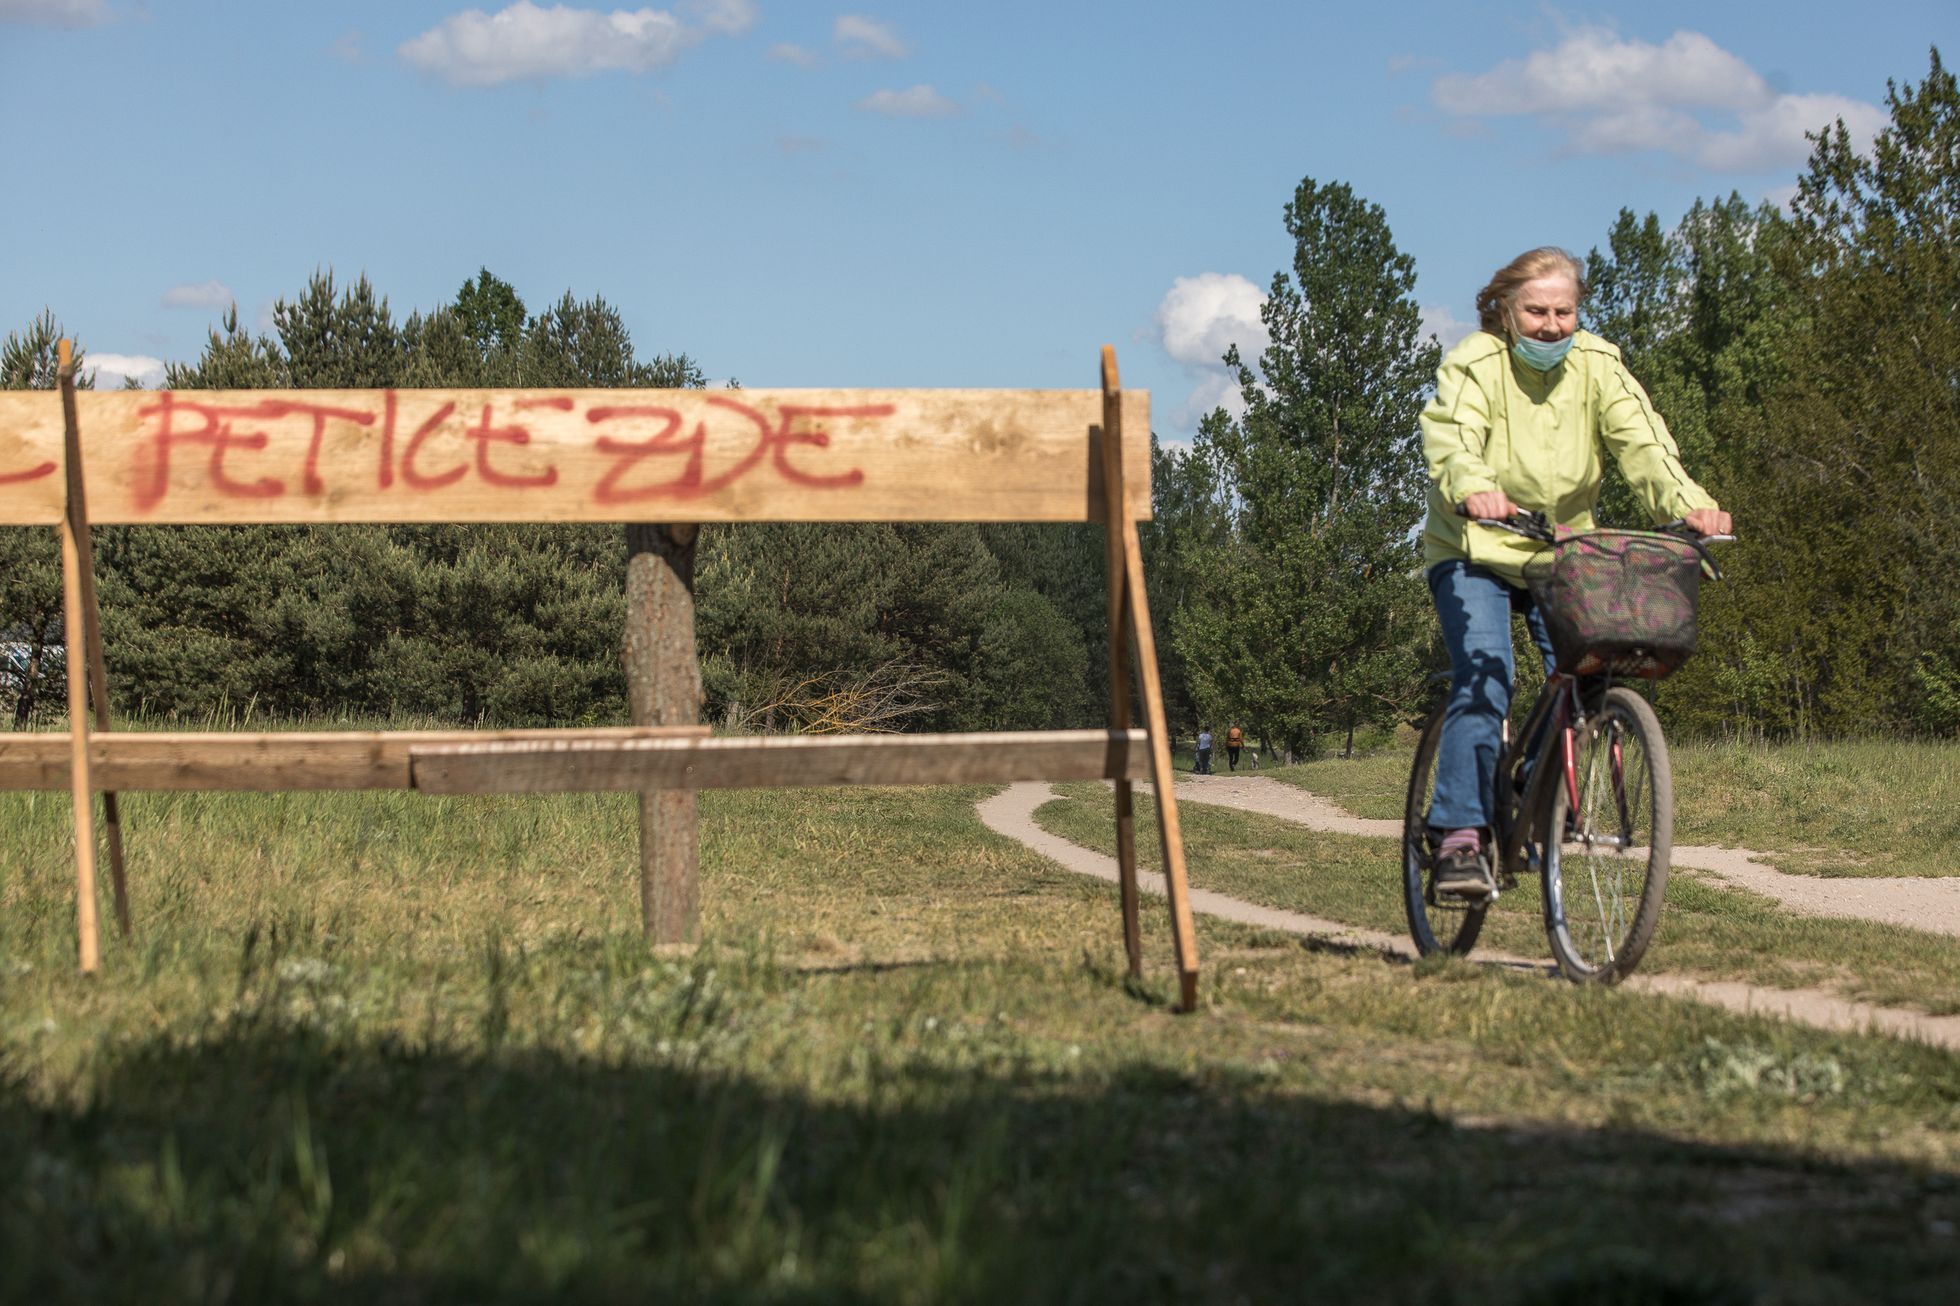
[1540,686,1672,983]
[1403,709,1487,957]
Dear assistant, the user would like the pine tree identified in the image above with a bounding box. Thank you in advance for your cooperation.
[1171,178,1438,756]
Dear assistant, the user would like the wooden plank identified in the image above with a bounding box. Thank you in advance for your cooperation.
[0,385,61,524]
[61,344,132,940]
[56,341,100,974]
[0,726,709,792]
[410,729,1153,794]
[1099,348,1143,980]
[0,389,1151,526]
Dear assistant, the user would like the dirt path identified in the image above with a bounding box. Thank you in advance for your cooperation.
[1147,774,1960,941]
[978,782,1960,1052]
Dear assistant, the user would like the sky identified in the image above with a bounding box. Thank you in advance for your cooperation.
[1,1,1950,444]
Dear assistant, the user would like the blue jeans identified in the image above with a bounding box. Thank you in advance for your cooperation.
[1427,560,1557,831]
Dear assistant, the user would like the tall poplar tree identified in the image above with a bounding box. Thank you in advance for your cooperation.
[1172,177,1438,756]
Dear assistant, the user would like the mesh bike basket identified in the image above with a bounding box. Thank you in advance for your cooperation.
[1523,532,1704,679]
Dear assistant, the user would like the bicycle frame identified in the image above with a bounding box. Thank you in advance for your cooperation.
[1494,671,1590,882]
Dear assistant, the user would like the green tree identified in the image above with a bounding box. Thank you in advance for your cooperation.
[0,311,86,724]
[275,269,402,387]
[2,309,94,391]
[1171,178,1438,756]
[1767,47,1960,733]
[455,267,527,358]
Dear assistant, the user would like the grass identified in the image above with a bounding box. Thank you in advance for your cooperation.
[1041,782,1960,1015]
[1263,732,1960,877]
[2,780,1958,1300]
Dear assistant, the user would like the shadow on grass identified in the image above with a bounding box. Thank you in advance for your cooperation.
[4,1015,1957,1304]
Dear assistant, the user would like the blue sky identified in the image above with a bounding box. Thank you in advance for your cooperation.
[1,1,1949,442]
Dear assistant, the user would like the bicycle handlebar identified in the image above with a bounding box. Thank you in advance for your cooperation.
[1453,504,1729,577]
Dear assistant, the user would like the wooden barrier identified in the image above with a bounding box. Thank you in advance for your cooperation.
[0,348,1201,1009]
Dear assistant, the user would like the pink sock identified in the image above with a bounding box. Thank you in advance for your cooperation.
[1438,828,1480,856]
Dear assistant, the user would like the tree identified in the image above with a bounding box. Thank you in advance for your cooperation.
[455,267,527,358]
[2,309,94,391]
[1170,178,1439,756]
[1766,47,1960,734]
[0,311,86,724]
[275,269,402,387]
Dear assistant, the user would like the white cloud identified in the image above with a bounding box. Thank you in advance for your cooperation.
[767,41,819,67]
[329,28,364,63]
[685,0,753,35]
[835,14,905,60]
[1431,26,1885,173]
[1155,272,1269,426]
[161,280,233,310]
[0,0,112,26]
[84,352,165,389]
[856,84,958,118]
[399,2,739,87]
[1419,303,1477,353]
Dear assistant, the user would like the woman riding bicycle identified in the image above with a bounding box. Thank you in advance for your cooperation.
[1419,247,1731,900]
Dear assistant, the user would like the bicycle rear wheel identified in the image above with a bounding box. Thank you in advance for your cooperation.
[1541,686,1672,983]
[1403,709,1486,957]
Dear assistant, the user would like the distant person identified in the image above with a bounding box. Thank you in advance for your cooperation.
[1226,725,1244,772]
[1419,246,1730,901]
[1195,728,1213,775]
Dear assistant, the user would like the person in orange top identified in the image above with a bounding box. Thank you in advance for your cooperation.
[1226,725,1244,772]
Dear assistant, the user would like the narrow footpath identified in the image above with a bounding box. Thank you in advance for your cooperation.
[978,782,1960,1052]
[1148,773,1960,940]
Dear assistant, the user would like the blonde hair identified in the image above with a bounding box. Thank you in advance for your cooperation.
[1475,247,1587,336]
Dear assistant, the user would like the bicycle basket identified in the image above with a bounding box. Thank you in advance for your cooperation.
[1523,532,1703,679]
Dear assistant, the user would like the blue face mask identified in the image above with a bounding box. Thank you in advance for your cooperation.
[1512,332,1574,372]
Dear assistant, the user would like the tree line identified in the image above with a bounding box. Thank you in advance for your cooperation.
[4,50,1953,747]
[0,276,1111,733]
[1149,49,1958,752]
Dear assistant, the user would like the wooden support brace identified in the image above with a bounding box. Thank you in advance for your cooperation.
[57,343,131,942]
[54,342,101,972]
[1099,358,1143,978]
[1100,347,1200,1012]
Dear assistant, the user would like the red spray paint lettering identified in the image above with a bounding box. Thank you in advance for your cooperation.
[588,396,882,503]
[132,393,289,508]
[123,390,878,509]
[0,458,56,486]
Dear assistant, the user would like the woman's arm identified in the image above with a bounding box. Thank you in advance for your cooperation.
[1595,354,1719,523]
[1420,348,1505,508]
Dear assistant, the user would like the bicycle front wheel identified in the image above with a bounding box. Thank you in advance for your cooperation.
[1541,687,1672,983]
[1403,709,1486,957]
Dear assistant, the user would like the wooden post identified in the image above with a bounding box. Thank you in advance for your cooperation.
[55,341,100,973]
[57,344,132,939]
[623,523,702,944]
[1098,357,1143,979]
[1101,346,1201,1011]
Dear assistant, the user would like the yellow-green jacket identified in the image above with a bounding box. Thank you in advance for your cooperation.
[1419,329,1716,585]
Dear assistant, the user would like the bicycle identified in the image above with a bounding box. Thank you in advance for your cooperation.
[1402,512,1728,983]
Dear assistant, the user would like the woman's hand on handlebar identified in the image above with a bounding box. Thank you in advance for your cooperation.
[1460,490,1519,520]
[1682,507,1732,538]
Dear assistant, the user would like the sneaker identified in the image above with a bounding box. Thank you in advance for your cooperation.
[1432,846,1496,900]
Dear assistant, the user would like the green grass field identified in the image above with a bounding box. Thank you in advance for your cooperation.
[1265,733,1960,878]
[2,775,1958,1300]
